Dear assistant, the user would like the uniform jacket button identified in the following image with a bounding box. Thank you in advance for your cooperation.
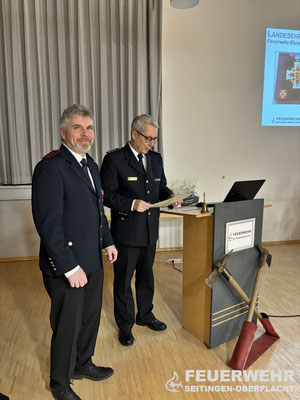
[68,241,73,246]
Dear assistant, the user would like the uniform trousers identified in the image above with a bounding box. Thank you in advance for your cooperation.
[43,269,103,389]
[113,244,156,333]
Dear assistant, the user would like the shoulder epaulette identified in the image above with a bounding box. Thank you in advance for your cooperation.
[107,148,120,154]
[43,150,60,159]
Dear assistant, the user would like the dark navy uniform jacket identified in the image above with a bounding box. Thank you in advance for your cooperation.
[32,144,113,277]
[100,143,172,247]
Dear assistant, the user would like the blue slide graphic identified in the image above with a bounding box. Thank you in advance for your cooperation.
[262,28,300,126]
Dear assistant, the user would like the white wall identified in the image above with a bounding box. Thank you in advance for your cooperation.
[0,186,182,258]
[0,198,183,258]
[162,0,300,241]
[0,199,40,258]
[0,187,39,258]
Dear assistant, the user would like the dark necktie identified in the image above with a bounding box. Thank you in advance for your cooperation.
[80,158,93,187]
[138,153,145,172]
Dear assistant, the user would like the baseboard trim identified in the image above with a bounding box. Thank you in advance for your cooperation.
[156,247,183,252]
[0,256,39,263]
[262,240,300,246]
[1,240,299,262]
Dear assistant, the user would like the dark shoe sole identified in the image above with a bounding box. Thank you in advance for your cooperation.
[52,395,81,400]
[52,395,80,400]
[72,370,114,381]
[51,388,81,400]
[118,337,134,346]
[136,320,167,331]
[118,330,135,346]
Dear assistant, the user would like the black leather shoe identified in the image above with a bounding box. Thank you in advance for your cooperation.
[118,331,134,346]
[73,363,114,381]
[136,318,167,331]
[51,386,81,400]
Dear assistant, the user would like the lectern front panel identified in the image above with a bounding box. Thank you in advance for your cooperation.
[209,199,264,348]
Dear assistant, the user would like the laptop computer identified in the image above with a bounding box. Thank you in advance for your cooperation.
[223,180,265,202]
[196,179,265,208]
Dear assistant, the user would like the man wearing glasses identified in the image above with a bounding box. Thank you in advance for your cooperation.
[100,114,180,346]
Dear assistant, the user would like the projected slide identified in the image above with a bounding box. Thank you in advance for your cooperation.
[262,28,300,126]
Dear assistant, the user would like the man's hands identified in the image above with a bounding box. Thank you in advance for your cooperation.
[67,267,88,288]
[133,197,181,211]
[67,246,117,288]
[133,199,151,212]
[170,194,183,208]
[171,199,182,208]
[105,245,118,263]
[67,245,118,288]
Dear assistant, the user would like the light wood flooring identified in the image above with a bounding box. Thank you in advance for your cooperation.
[0,245,299,400]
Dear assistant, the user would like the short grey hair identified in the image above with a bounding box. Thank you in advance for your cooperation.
[60,104,94,131]
[131,114,159,134]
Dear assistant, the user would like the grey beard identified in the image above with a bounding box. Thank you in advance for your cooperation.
[75,142,92,154]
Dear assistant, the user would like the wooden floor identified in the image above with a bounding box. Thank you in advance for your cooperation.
[0,245,299,400]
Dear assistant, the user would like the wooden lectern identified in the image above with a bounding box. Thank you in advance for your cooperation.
[163,199,264,349]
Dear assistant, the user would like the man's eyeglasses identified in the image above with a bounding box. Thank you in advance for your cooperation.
[135,130,159,143]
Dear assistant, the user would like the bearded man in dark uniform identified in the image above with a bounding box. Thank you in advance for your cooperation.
[100,114,181,346]
[32,104,118,400]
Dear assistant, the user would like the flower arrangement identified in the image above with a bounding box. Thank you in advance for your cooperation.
[169,180,199,206]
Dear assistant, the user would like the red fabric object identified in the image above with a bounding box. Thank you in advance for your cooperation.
[228,315,280,370]
[227,321,257,370]
[260,314,280,338]
[244,333,279,369]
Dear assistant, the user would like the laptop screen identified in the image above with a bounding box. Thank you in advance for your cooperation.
[223,180,265,202]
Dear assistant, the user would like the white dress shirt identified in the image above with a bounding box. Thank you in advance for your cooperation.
[128,142,147,171]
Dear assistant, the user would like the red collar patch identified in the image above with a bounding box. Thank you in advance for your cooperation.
[43,149,60,159]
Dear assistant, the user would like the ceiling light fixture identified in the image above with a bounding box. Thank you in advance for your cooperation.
[170,0,199,9]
